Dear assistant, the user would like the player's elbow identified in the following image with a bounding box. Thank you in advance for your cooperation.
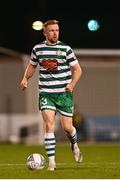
[77,65,82,78]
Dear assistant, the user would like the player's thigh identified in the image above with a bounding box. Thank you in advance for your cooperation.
[42,109,56,132]
[42,109,56,124]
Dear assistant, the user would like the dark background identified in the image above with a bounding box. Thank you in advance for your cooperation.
[1,0,120,54]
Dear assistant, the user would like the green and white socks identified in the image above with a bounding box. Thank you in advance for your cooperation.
[44,133,56,165]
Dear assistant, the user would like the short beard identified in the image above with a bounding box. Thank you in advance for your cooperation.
[47,37,58,44]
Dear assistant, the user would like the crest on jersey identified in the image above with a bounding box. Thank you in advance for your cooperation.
[56,49,62,56]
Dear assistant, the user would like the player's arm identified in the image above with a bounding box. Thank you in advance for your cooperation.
[65,63,82,92]
[20,63,37,90]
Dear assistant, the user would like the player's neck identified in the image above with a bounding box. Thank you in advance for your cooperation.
[45,40,58,46]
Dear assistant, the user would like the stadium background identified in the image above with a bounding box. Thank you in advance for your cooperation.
[0,0,120,143]
[0,0,120,178]
[0,0,120,144]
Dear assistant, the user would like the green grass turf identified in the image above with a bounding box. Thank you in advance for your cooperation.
[0,143,120,178]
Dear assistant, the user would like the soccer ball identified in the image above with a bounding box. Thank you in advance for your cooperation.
[27,153,45,170]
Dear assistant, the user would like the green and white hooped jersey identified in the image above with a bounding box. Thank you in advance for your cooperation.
[30,41,78,93]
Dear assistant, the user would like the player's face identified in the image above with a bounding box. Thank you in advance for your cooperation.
[44,24,59,44]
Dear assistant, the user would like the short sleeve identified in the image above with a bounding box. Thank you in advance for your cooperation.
[66,46,78,67]
[30,47,39,66]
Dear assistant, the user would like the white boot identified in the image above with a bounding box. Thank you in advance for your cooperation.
[71,143,83,163]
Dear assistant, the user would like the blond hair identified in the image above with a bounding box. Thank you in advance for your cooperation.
[43,20,59,30]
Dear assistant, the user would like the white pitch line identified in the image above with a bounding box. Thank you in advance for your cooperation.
[0,163,25,166]
[0,163,76,166]
[0,162,119,166]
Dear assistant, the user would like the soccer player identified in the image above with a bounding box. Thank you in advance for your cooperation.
[20,19,83,171]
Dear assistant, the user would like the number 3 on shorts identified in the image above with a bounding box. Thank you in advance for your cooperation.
[41,97,47,105]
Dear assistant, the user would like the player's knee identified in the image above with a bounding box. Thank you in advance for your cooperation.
[45,121,54,132]
[63,125,73,133]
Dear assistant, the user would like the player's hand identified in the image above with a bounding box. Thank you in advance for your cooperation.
[65,83,74,92]
[20,78,28,90]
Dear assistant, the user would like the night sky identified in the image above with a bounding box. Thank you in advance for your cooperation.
[1,0,120,54]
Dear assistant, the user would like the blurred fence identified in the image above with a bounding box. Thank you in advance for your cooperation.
[0,48,120,144]
[74,116,120,142]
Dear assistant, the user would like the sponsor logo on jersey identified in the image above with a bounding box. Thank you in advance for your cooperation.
[40,59,58,71]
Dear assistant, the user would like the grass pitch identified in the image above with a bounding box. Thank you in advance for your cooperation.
[0,143,120,179]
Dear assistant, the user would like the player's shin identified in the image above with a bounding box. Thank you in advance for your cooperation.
[66,127,83,163]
